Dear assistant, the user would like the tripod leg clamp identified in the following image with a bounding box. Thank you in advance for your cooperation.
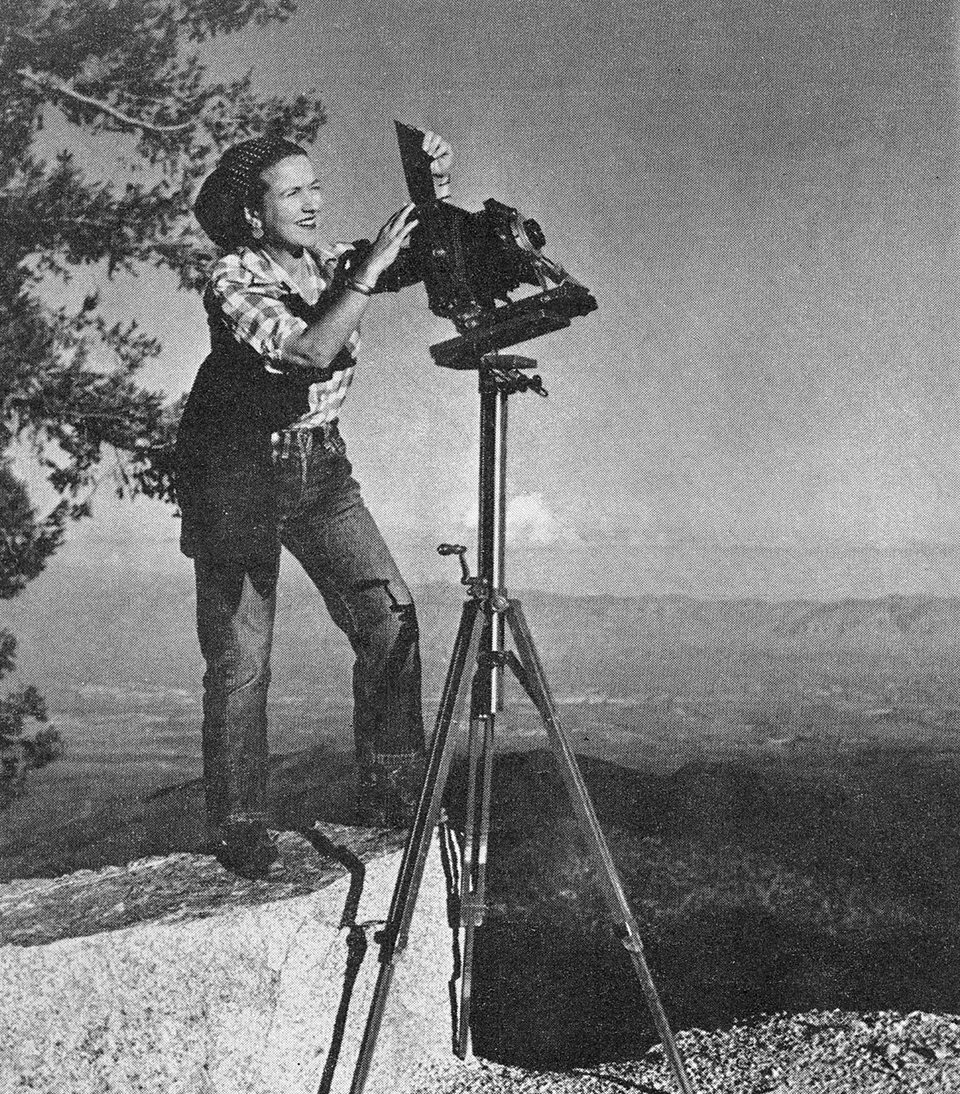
[617,924,647,955]
[478,651,509,671]
[373,922,406,962]
[459,898,487,928]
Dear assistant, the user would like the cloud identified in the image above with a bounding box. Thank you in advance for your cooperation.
[506,494,579,546]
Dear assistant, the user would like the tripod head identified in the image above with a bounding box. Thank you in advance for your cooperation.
[394,122,598,368]
[479,356,548,397]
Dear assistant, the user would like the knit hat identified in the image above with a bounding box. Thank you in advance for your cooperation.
[194,136,308,249]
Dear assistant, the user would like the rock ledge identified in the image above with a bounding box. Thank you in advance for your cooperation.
[0,826,459,1094]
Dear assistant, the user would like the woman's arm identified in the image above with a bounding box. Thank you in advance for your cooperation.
[281,204,417,370]
[282,131,453,371]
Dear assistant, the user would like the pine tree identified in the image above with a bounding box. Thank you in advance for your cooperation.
[0,0,326,805]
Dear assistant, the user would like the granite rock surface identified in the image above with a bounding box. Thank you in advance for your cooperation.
[0,827,462,1094]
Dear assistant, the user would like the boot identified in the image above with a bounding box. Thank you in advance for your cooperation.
[356,750,426,828]
[213,818,280,879]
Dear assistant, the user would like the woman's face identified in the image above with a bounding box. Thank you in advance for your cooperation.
[248,154,323,254]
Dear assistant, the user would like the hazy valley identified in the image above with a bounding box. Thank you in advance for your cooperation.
[4,561,960,857]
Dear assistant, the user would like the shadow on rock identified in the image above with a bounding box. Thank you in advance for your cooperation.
[472,915,960,1067]
[459,749,960,1068]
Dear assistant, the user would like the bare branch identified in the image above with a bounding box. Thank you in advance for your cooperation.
[17,67,193,134]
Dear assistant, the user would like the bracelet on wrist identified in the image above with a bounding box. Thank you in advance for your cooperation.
[346,278,374,296]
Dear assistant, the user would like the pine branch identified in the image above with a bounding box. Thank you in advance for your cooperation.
[17,67,192,134]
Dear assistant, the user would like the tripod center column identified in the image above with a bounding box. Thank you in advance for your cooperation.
[477,368,509,713]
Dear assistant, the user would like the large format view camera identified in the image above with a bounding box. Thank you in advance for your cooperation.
[392,122,597,368]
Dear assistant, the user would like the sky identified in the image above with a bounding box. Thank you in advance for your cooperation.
[37,0,960,598]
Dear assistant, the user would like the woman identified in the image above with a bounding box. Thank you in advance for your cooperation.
[176,130,452,876]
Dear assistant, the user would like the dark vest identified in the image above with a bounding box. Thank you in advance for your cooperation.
[174,289,351,562]
[174,245,421,562]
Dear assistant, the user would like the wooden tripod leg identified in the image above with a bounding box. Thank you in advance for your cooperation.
[350,598,485,1094]
[503,599,696,1094]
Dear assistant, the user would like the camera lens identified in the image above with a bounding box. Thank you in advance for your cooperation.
[523,219,546,251]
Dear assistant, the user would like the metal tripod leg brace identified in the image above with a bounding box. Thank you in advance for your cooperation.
[349,356,695,1094]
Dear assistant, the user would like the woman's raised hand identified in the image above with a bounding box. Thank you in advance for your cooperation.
[361,203,419,284]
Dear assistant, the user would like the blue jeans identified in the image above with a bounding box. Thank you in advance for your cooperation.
[195,423,424,827]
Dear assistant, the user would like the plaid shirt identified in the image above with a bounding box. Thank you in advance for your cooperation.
[207,245,358,429]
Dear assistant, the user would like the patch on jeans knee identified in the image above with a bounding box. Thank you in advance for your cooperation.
[351,577,398,599]
[386,603,418,677]
[350,578,418,665]
[352,578,413,615]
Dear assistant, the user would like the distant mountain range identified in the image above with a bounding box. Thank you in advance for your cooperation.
[47,515,960,601]
[6,557,960,703]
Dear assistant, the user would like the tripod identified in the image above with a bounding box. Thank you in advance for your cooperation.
[349,353,694,1094]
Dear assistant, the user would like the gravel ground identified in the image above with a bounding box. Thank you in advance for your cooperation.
[417,1010,960,1094]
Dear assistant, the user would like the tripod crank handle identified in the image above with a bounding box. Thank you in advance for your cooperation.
[438,543,474,586]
